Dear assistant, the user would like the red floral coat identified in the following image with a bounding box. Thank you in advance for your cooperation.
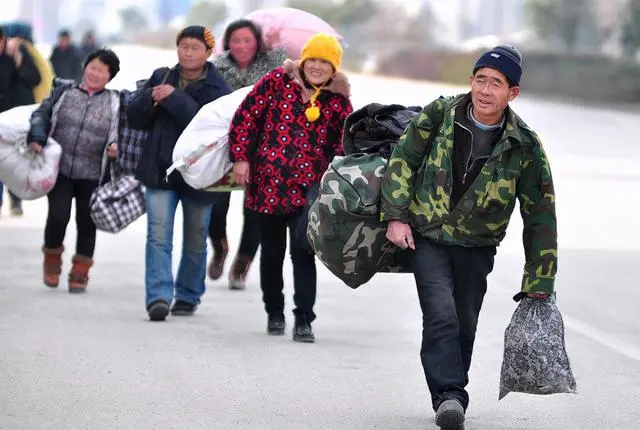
[228,60,353,215]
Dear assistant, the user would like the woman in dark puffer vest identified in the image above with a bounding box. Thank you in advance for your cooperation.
[28,49,121,293]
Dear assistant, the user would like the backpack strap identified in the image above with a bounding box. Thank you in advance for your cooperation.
[420,95,454,159]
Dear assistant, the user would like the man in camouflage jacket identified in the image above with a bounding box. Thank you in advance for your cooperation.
[380,46,557,429]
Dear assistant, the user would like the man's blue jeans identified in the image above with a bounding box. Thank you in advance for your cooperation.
[144,188,212,307]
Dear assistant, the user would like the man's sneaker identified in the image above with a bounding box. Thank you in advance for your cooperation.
[170,300,197,316]
[293,315,315,343]
[147,300,170,322]
[267,314,285,335]
[435,399,465,430]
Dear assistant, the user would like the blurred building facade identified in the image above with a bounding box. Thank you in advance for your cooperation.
[18,0,63,42]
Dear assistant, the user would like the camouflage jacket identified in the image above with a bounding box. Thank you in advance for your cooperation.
[380,94,557,294]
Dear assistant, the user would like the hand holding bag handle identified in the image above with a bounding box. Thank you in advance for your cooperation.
[97,155,123,188]
[152,67,174,108]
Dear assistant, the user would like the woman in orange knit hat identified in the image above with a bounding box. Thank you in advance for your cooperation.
[228,33,353,343]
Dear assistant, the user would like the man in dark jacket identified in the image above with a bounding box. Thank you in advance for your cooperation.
[50,29,82,82]
[0,26,41,216]
[127,25,231,321]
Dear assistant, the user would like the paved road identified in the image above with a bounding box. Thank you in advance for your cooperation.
[1,46,640,429]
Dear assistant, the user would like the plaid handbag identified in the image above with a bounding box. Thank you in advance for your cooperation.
[117,89,149,175]
[89,161,146,233]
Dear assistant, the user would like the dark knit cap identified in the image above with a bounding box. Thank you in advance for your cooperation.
[176,25,215,50]
[473,45,522,86]
[2,21,34,42]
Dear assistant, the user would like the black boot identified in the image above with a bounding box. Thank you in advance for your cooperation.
[267,314,285,335]
[293,315,315,343]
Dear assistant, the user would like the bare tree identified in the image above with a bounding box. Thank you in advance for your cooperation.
[186,0,229,29]
[119,6,149,35]
[525,0,602,52]
[621,0,640,56]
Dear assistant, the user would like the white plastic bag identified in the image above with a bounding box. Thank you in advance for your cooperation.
[168,86,253,190]
[0,105,62,200]
[0,104,39,142]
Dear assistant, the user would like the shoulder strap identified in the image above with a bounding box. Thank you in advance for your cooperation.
[423,96,450,155]
[160,67,173,84]
[152,67,174,108]
[49,87,70,137]
[118,91,126,132]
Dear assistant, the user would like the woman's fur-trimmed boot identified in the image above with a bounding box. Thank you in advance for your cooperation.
[68,255,94,293]
[228,254,253,290]
[42,246,64,287]
[208,238,229,281]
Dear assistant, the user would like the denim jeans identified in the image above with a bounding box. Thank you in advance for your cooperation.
[411,234,496,412]
[144,188,212,307]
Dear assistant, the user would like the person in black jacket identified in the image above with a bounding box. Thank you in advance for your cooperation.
[0,28,16,113]
[126,26,231,321]
[0,27,41,217]
[50,29,82,82]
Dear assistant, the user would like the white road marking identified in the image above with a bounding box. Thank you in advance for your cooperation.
[563,315,640,362]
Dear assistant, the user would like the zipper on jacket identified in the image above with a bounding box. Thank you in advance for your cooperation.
[455,121,486,185]
[69,96,90,178]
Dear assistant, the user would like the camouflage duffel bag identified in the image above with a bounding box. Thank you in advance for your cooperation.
[307,153,412,289]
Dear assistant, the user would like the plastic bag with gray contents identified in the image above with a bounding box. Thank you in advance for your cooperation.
[499,293,577,400]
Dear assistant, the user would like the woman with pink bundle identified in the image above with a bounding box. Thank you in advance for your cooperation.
[208,19,287,290]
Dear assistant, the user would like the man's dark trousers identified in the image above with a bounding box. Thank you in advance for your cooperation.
[411,234,496,411]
